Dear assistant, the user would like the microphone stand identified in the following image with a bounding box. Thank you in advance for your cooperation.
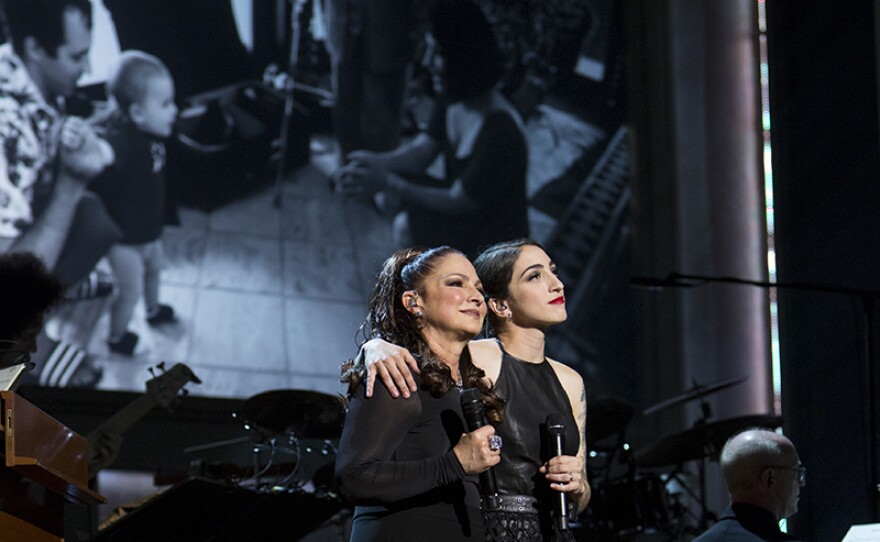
[631,272,880,522]
[270,0,307,210]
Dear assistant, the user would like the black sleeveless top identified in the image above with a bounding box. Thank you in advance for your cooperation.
[493,345,580,500]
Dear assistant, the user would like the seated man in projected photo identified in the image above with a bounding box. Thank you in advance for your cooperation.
[0,0,118,387]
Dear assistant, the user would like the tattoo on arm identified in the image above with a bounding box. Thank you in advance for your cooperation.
[577,384,587,434]
[577,383,587,465]
[575,382,590,508]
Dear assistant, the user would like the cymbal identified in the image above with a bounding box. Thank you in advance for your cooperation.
[634,414,783,468]
[237,389,346,439]
[642,375,749,415]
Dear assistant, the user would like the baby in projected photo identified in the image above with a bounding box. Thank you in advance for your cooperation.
[91,51,179,356]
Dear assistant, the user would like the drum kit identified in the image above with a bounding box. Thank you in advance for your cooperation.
[182,389,346,496]
[581,376,783,541]
[179,380,783,541]
[102,389,350,540]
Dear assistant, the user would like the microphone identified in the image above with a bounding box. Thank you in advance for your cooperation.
[460,387,499,499]
[545,413,570,531]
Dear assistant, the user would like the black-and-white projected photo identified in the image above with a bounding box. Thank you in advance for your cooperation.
[1,0,630,401]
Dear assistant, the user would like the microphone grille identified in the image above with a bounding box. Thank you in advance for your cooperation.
[460,387,481,403]
[460,388,484,416]
[546,413,566,433]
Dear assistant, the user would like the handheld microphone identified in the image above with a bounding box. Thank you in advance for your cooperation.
[545,413,570,531]
[460,387,499,498]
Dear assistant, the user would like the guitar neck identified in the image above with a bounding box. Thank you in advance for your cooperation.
[87,395,156,439]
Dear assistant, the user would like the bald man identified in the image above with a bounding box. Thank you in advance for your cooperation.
[693,429,806,541]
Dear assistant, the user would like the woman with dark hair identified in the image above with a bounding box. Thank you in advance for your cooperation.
[332,0,528,259]
[336,246,504,541]
[356,239,590,542]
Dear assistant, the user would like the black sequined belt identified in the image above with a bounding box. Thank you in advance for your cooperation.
[482,494,539,513]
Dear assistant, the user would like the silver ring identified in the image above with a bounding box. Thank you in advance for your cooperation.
[488,435,503,451]
[568,473,574,483]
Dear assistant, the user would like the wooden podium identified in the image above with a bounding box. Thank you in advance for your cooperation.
[0,391,106,541]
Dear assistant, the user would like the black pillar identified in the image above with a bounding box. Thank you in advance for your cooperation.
[769,1,880,540]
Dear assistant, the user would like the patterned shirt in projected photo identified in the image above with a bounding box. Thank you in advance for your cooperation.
[0,44,63,239]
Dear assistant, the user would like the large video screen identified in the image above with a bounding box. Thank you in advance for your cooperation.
[13,0,632,405]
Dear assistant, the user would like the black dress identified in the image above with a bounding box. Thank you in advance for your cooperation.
[486,344,580,542]
[336,373,484,541]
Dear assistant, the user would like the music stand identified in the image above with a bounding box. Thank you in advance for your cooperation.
[0,340,34,392]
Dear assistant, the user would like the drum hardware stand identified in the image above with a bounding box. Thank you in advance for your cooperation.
[663,461,714,534]
[183,435,251,454]
[591,428,633,537]
[268,0,309,210]
[269,433,307,491]
[689,387,720,532]
[248,430,307,493]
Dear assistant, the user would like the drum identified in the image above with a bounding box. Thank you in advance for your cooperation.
[588,474,670,538]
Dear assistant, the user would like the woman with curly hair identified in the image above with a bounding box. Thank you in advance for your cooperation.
[336,246,504,541]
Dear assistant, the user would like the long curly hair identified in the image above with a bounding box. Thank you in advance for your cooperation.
[473,238,544,335]
[344,246,504,424]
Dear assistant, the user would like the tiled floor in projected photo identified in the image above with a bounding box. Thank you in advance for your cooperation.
[49,104,606,401]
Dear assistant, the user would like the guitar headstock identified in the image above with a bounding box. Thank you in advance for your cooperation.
[145,362,202,408]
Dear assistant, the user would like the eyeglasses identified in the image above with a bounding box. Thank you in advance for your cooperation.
[768,465,806,483]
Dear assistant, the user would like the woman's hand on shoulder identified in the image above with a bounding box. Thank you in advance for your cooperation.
[362,338,420,398]
[453,425,501,475]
